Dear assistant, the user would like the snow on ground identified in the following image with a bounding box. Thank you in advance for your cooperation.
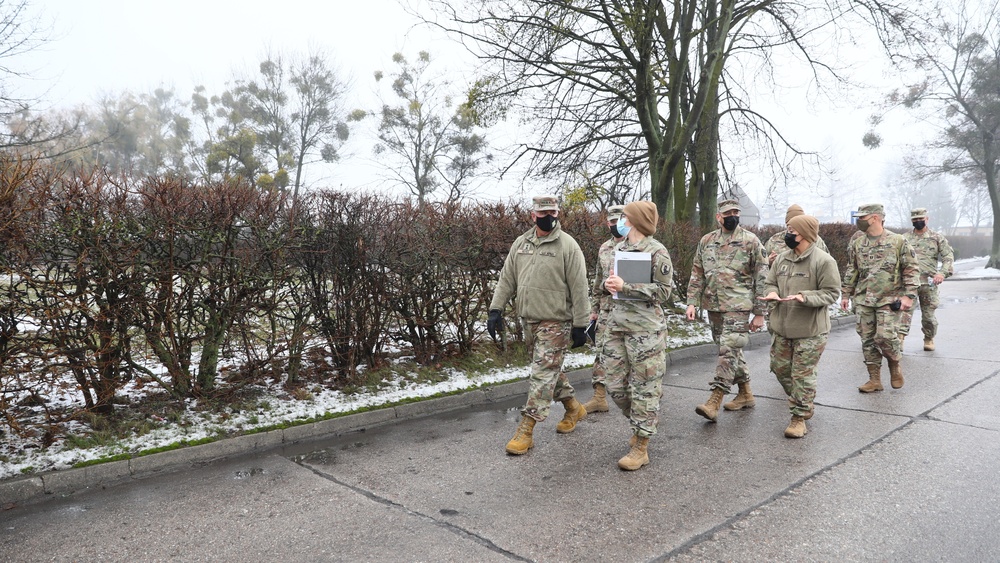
[953,257,1000,279]
[1,351,603,480]
[3,257,996,481]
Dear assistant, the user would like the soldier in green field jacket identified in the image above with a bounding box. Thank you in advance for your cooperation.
[841,203,920,393]
[760,215,841,438]
[900,207,954,352]
[488,195,591,456]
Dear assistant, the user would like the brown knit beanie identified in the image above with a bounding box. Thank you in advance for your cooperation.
[788,215,819,243]
[623,201,658,236]
[785,204,804,224]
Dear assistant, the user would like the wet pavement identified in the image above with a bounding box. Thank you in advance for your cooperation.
[2,274,999,561]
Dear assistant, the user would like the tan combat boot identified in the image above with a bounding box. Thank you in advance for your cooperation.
[582,383,609,413]
[505,416,536,455]
[724,381,756,411]
[555,397,587,433]
[695,388,726,422]
[923,338,935,351]
[618,436,650,470]
[784,416,807,438]
[888,359,904,389]
[858,364,884,393]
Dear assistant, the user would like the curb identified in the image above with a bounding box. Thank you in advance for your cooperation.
[0,315,858,508]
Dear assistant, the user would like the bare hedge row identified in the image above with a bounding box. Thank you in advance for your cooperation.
[0,172,542,414]
[2,160,976,420]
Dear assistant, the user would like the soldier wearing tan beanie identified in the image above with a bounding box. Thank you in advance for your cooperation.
[622,201,658,236]
[787,215,818,243]
[760,213,841,438]
[765,204,828,266]
[785,204,804,223]
[602,200,673,470]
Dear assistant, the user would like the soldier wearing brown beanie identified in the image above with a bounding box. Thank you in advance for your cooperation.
[760,214,840,437]
[600,200,673,470]
[765,204,828,266]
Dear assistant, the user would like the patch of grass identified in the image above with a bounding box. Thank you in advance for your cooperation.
[350,341,534,395]
[62,413,162,451]
[135,436,215,456]
[72,453,130,468]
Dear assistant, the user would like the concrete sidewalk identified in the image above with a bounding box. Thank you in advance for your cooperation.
[4,313,840,508]
[2,278,999,561]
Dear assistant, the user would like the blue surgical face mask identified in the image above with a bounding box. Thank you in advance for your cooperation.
[616,217,631,237]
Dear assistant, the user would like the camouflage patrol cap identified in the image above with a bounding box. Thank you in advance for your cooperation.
[718,199,741,213]
[532,195,559,211]
[857,203,884,216]
[910,207,928,220]
[606,204,626,222]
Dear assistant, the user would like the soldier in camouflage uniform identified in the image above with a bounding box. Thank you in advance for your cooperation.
[686,199,768,422]
[764,204,828,266]
[488,195,591,455]
[841,203,920,393]
[900,207,954,351]
[600,201,673,470]
[583,204,627,414]
[760,215,841,438]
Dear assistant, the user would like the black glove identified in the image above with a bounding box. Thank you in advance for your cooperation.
[571,326,587,348]
[487,309,504,339]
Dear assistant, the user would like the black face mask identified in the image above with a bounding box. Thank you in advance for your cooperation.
[912,220,926,230]
[722,215,739,231]
[783,232,800,249]
[535,214,557,232]
[609,225,622,238]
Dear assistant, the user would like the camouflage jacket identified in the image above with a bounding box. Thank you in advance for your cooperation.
[765,231,828,260]
[904,229,954,284]
[591,237,622,317]
[490,224,591,327]
[604,236,673,333]
[686,226,767,315]
[842,230,920,307]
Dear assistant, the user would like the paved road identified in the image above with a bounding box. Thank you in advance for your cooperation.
[2,276,999,562]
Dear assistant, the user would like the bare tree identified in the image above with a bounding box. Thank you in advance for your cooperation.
[958,169,993,235]
[0,1,85,152]
[366,51,490,204]
[421,0,924,226]
[869,0,1000,267]
[235,50,351,198]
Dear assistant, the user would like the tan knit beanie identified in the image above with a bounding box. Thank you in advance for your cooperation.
[788,215,819,243]
[785,204,804,224]
[623,201,658,236]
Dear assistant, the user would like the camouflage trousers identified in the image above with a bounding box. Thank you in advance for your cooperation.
[899,284,940,340]
[601,329,667,438]
[590,310,612,388]
[521,319,576,421]
[770,333,828,418]
[707,311,751,391]
[856,305,903,364]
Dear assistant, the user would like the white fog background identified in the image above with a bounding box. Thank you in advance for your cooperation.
[9,0,951,226]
